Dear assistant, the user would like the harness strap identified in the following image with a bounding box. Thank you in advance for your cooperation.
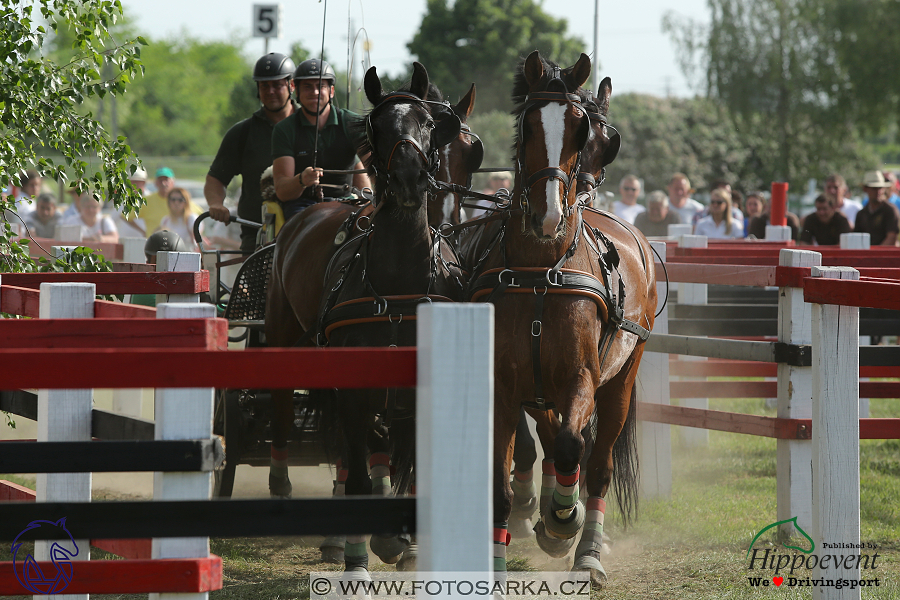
[531,288,549,410]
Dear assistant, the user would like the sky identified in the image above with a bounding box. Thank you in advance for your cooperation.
[121,0,709,98]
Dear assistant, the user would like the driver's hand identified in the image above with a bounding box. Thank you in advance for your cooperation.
[209,205,231,223]
[301,166,323,188]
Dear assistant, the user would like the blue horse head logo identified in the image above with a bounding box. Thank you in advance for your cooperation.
[11,518,79,595]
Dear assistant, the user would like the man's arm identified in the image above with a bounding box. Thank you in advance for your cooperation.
[204,175,231,223]
[883,231,898,246]
[351,161,371,191]
[274,157,322,201]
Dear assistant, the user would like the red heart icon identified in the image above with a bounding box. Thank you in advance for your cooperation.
[773,577,784,586]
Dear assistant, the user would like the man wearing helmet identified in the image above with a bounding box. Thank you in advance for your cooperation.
[271,58,370,220]
[206,52,300,253]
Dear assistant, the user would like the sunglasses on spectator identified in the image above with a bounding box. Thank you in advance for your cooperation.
[710,200,725,205]
[622,186,639,192]
[169,196,186,203]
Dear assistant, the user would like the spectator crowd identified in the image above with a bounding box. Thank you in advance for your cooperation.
[613,170,900,246]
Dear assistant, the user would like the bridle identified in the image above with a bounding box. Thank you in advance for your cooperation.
[365,92,448,193]
[574,93,616,197]
[516,68,591,223]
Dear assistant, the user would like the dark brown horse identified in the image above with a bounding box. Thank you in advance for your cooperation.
[265,61,465,573]
[461,51,656,584]
[429,83,483,229]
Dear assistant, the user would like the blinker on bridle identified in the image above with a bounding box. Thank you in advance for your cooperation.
[575,93,615,196]
[517,70,591,224]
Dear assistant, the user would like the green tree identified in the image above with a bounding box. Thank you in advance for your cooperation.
[117,36,248,156]
[663,0,860,186]
[408,0,586,112]
[0,0,145,267]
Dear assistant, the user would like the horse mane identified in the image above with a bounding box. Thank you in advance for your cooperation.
[353,81,446,168]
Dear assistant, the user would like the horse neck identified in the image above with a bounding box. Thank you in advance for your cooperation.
[368,203,436,286]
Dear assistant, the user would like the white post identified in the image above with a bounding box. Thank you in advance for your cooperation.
[36,283,94,600]
[810,266,860,600]
[114,237,152,417]
[677,234,708,447]
[841,232,871,419]
[51,245,79,261]
[151,302,216,600]
[417,303,493,574]
[56,224,83,242]
[156,251,201,305]
[121,237,147,264]
[667,224,692,238]
[765,225,791,241]
[637,241,671,498]
[776,249,821,537]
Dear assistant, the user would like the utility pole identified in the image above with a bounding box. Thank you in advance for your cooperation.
[593,0,600,92]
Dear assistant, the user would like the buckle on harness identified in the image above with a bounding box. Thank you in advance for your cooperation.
[532,320,542,337]
[545,269,562,287]
[498,269,519,288]
[374,298,388,316]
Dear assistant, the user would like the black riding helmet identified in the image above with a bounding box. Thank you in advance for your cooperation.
[253,53,296,82]
[293,58,336,82]
[144,230,188,259]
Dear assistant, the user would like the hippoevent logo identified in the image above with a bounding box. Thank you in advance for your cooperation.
[746,516,881,590]
[11,518,79,595]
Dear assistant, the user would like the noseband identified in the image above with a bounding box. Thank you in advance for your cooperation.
[516,73,590,222]
[365,92,446,185]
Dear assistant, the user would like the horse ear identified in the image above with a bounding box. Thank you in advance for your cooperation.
[453,83,476,120]
[596,76,612,116]
[524,50,544,88]
[410,62,430,99]
[568,53,592,89]
[433,114,461,149]
[602,129,621,167]
[364,66,383,106]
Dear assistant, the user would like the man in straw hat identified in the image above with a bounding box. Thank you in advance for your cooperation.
[469,170,513,220]
[855,170,899,246]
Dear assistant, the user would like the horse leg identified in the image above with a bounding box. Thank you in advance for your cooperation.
[320,455,348,564]
[573,352,642,586]
[508,408,538,538]
[492,395,519,573]
[534,382,593,559]
[367,413,411,566]
[339,394,374,573]
[267,389,294,497]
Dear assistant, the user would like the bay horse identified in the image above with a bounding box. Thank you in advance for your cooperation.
[461,51,656,584]
[265,61,465,573]
[429,83,484,228]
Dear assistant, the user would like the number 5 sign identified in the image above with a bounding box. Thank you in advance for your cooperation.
[253,4,282,38]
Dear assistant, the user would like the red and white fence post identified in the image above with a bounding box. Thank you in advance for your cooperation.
[810,266,861,600]
[151,301,216,600]
[637,241,672,498]
[36,282,95,600]
[156,251,202,305]
[841,232,871,420]
[776,249,820,536]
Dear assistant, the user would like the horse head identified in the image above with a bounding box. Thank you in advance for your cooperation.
[362,62,461,212]
[576,77,620,198]
[430,83,484,227]
[513,50,592,240]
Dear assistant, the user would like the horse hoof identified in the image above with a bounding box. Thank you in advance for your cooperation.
[572,553,607,588]
[510,490,537,519]
[507,516,535,539]
[268,473,292,498]
[320,537,345,564]
[396,544,417,571]
[533,520,577,558]
[369,534,409,565]
[544,499,585,538]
